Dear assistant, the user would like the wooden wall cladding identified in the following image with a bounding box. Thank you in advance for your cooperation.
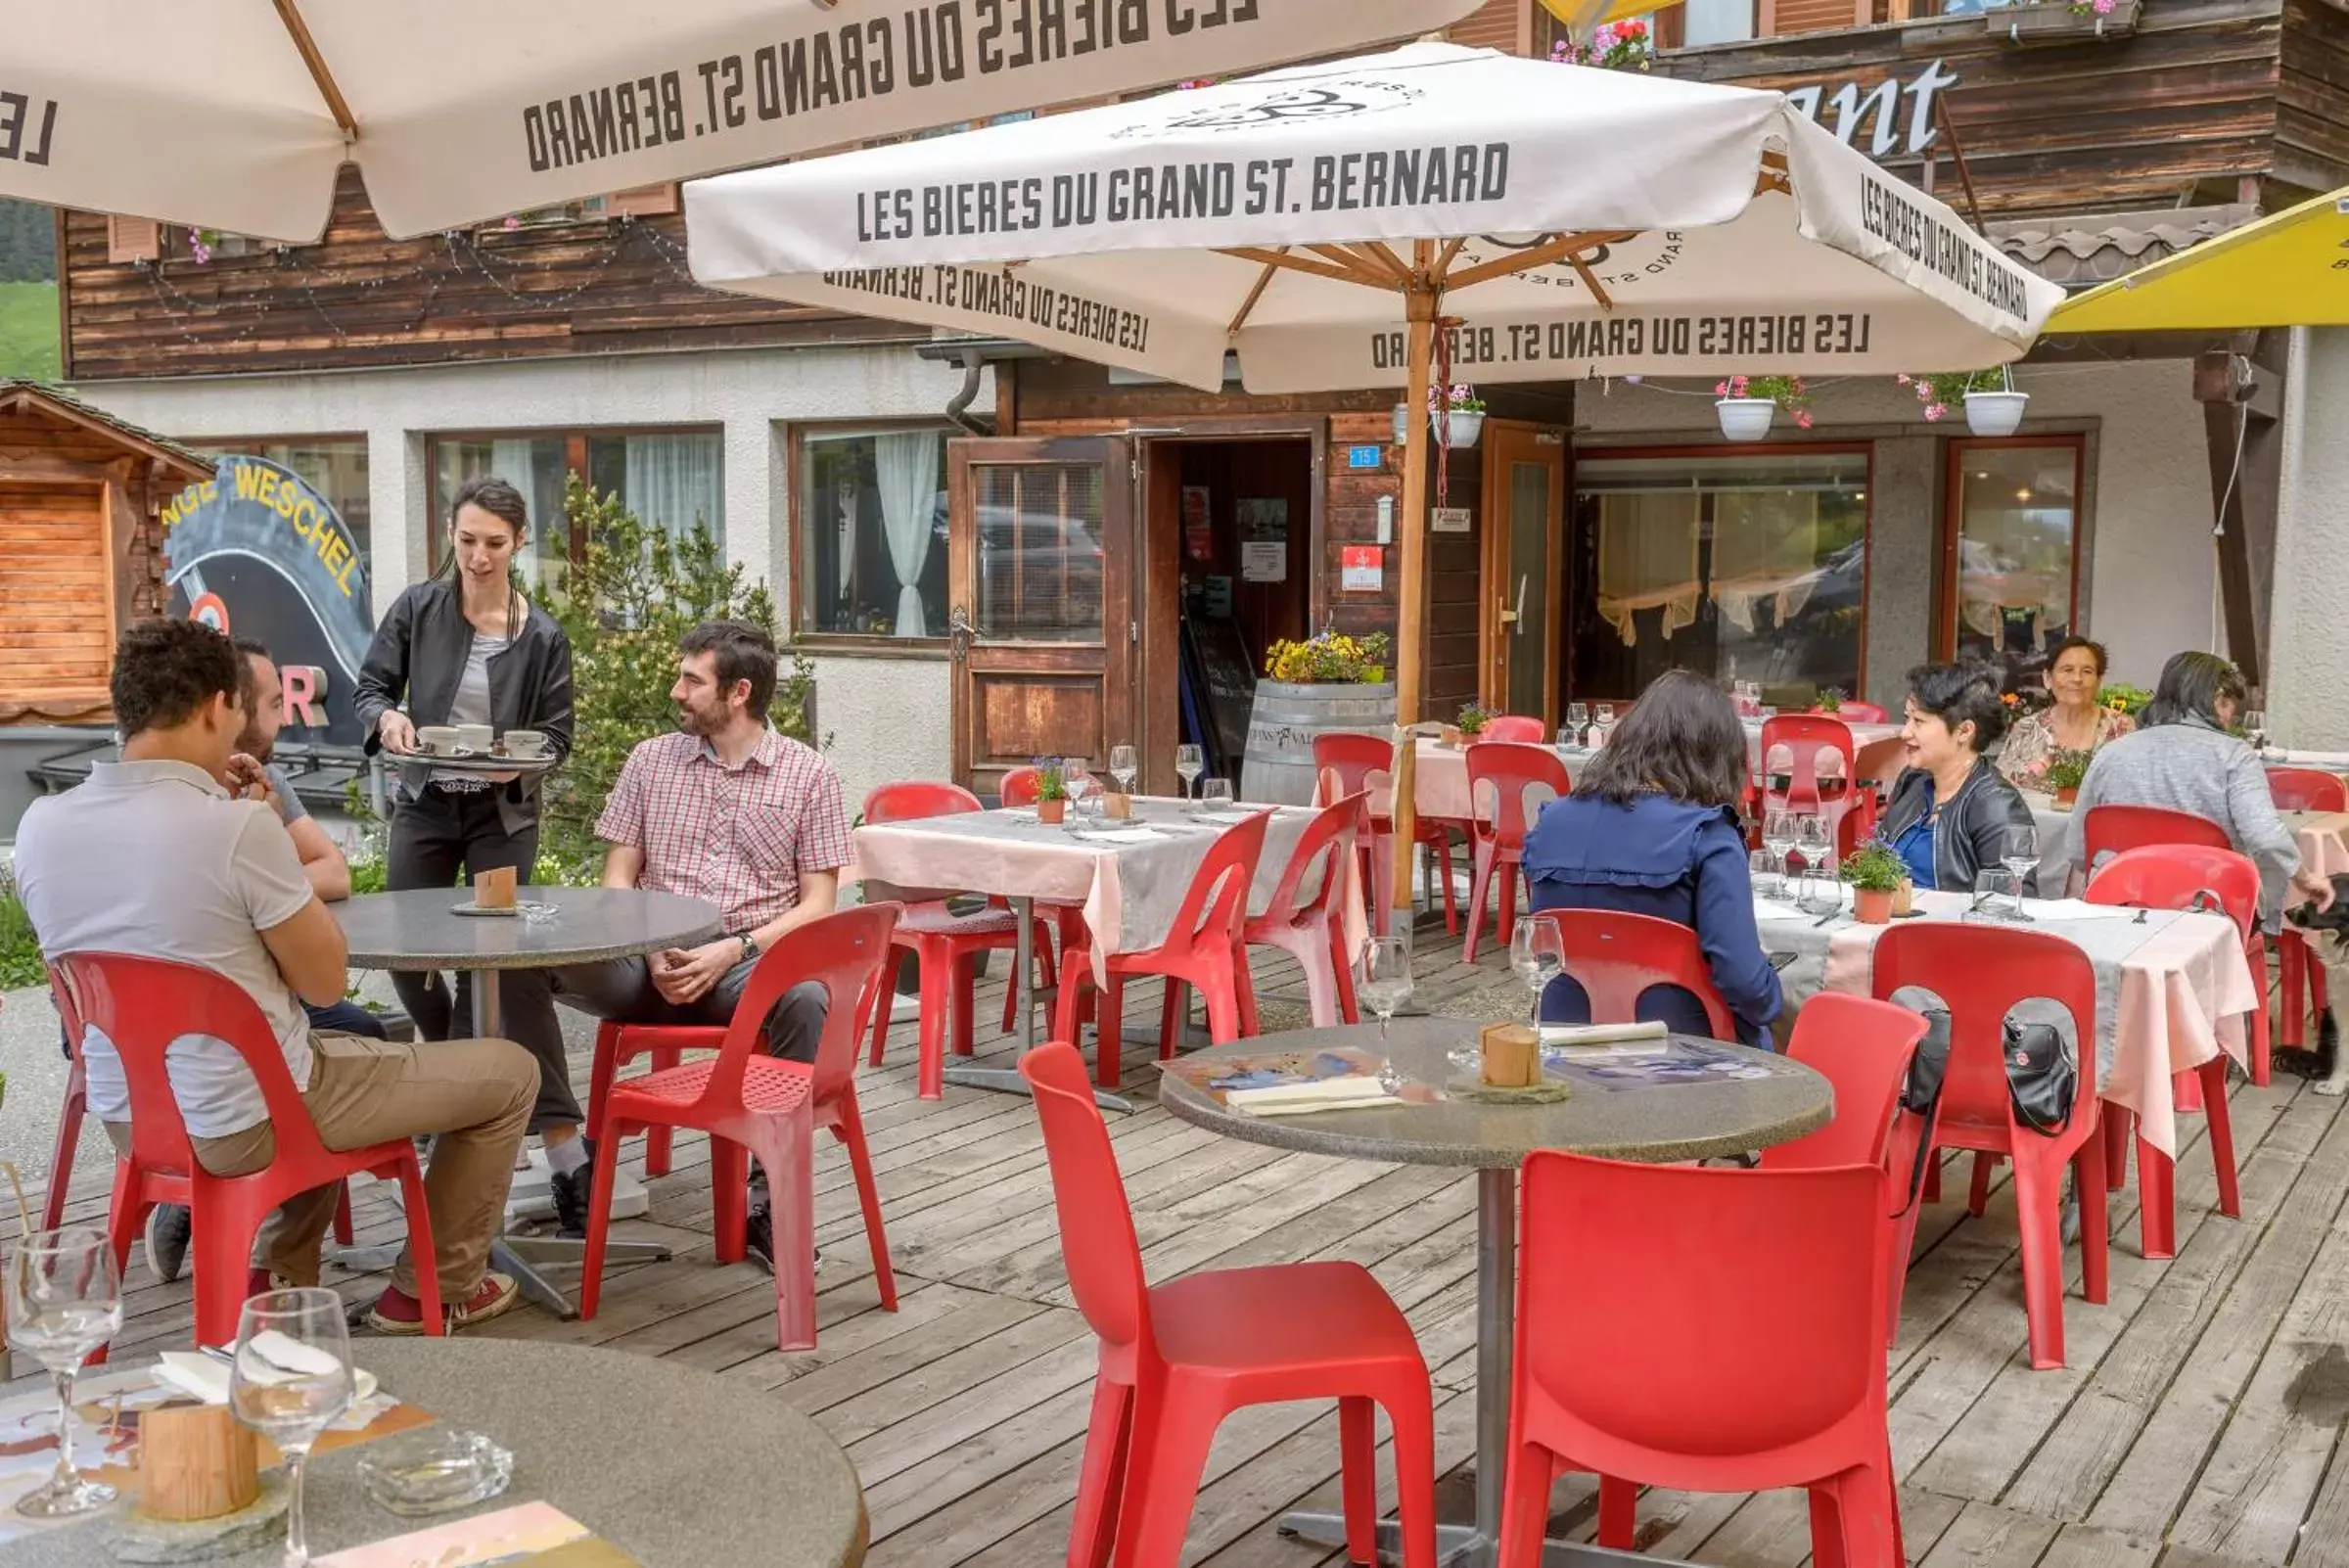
[1654,0,2348,217]
[61,167,924,381]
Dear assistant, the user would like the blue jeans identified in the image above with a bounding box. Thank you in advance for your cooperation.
[307,998,390,1039]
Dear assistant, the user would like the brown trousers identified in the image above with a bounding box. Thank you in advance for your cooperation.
[108,1032,537,1300]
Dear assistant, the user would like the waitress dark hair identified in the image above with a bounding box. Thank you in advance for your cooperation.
[437,475,530,636]
[1573,670,1748,808]
[2142,649,2247,729]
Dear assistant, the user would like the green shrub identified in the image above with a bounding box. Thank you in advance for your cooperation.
[0,867,43,990]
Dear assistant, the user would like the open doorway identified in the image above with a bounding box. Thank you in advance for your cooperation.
[1142,437,1316,788]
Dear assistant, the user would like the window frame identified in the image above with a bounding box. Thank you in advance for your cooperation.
[1568,439,1876,702]
[785,420,959,658]
[1935,434,2088,669]
[423,422,724,574]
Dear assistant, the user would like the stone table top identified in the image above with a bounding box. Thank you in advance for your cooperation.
[335,887,722,971]
[13,1338,866,1567]
[1157,1020,1832,1169]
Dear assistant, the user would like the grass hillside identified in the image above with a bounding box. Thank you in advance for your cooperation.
[0,281,61,382]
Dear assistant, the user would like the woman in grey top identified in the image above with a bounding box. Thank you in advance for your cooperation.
[2038,651,2332,926]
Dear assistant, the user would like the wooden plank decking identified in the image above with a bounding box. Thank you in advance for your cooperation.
[10,919,2349,1568]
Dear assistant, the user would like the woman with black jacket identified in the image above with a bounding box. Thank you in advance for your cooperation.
[1877,661,2037,895]
[354,478,579,1170]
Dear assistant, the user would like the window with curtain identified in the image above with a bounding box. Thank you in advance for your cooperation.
[797,429,951,640]
[1947,441,2082,695]
[1571,451,1868,703]
[586,432,725,544]
[428,438,573,590]
[194,437,370,559]
[427,427,724,594]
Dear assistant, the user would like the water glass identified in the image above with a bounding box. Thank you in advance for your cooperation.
[1174,743,1205,801]
[1971,867,2022,921]
[1750,848,1781,899]
[231,1288,357,1566]
[1108,743,1138,796]
[1509,916,1564,1029]
[1199,777,1235,812]
[8,1226,122,1518]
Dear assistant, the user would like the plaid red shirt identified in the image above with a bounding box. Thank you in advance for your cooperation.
[596,729,850,935]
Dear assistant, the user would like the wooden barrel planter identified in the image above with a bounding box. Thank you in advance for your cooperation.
[1240,680,1398,806]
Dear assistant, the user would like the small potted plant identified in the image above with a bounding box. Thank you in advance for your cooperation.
[1429,383,1487,447]
[1841,838,1908,926]
[1815,687,1845,715]
[1714,374,1813,441]
[1034,760,1069,824]
[1450,703,1493,748]
[2043,748,2092,809]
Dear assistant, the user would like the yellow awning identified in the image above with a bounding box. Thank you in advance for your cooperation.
[2046,185,2349,334]
[1537,0,1674,34]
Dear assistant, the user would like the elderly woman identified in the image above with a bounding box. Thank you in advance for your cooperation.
[1521,670,1782,1048]
[1999,636,2134,787]
[2038,651,2332,924]
[1879,661,2038,894]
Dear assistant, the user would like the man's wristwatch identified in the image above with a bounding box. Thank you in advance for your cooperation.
[738,933,760,965]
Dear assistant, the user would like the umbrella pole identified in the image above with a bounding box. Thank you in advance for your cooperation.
[1388,270,1437,925]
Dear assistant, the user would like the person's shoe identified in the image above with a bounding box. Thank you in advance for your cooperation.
[548,1141,595,1240]
[743,1203,775,1275]
[365,1272,524,1336]
[145,1204,192,1284]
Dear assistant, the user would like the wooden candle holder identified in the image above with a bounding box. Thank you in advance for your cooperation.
[1103,793,1132,820]
[474,866,517,909]
[140,1404,259,1522]
[1479,1022,1541,1088]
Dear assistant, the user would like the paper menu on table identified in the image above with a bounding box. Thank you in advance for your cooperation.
[317,1500,640,1566]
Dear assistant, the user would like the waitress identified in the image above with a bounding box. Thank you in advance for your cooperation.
[354,477,579,1190]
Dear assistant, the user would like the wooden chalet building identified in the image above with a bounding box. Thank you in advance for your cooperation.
[44,0,2349,798]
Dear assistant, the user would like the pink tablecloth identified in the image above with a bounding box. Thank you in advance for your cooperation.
[2290,810,2349,878]
[847,801,1367,983]
[1809,899,2257,1158]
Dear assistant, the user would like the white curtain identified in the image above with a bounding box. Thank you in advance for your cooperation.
[1595,490,1702,646]
[1712,488,1825,634]
[623,433,725,543]
[873,432,943,638]
[486,438,551,588]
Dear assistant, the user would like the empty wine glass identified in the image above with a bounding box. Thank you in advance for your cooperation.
[1510,915,1565,1029]
[1359,933,1415,1076]
[1793,815,1833,910]
[1762,809,1797,897]
[1593,702,1616,730]
[2002,822,2040,920]
[1108,743,1138,796]
[1200,777,1234,812]
[9,1226,123,1518]
[231,1288,356,1566]
[2244,709,2269,751]
[1566,702,1589,743]
[1174,744,1205,801]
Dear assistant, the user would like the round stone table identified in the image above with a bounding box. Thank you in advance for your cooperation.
[13,1337,866,1568]
[333,886,720,1317]
[1159,1019,1832,1568]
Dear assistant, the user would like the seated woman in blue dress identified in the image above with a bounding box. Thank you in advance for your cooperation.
[1522,670,1782,1048]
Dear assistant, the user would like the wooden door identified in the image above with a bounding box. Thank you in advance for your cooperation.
[948,436,1136,796]
[0,482,115,715]
[1479,421,1569,724]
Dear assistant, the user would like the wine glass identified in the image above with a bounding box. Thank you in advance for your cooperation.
[1200,777,1234,813]
[1762,809,1797,898]
[1174,744,1205,802]
[2001,822,2040,920]
[2244,709,2269,751]
[231,1288,356,1566]
[1593,702,1616,730]
[1566,702,1589,744]
[8,1226,123,1518]
[1510,916,1565,1029]
[1793,815,1833,910]
[1108,743,1138,796]
[1359,933,1415,1072]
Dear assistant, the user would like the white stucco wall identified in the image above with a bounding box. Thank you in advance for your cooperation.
[69,345,970,804]
[2267,328,2349,748]
[1573,358,2216,690]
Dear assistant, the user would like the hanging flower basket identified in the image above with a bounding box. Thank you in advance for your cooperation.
[1437,409,1487,447]
[1715,398,1777,441]
[1964,391,2031,437]
[1997,0,2140,43]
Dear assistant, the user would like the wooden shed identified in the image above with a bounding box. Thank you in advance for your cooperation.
[0,380,213,725]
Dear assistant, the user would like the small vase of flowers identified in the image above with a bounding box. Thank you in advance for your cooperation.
[1451,704,1493,749]
[1841,838,1908,925]
[2042,748,2092,809]
[1034,760,1069,824]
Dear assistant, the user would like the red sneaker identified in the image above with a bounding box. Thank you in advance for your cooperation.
[365,1272,522,1336]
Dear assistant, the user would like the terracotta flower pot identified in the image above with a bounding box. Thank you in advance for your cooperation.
[1037,799,1067,824]
[2053,786,2078,809]
[1854,887,1896,925]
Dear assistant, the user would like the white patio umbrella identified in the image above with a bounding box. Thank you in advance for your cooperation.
[0,0,1475,243]
[685,40,2063,917]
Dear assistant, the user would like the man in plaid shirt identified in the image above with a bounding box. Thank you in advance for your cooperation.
[548,621,851,1259]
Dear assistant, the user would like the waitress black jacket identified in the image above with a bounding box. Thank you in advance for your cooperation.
[353,578,575,836]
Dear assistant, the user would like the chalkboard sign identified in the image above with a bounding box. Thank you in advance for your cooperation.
[1182,617,1257,781]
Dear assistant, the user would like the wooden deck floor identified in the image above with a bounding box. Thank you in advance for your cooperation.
[12,921,2349,1568]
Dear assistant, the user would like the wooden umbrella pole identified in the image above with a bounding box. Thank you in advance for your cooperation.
[1388,255,1438,922]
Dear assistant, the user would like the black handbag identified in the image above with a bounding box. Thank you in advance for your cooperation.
[2003,1018,2078,1136]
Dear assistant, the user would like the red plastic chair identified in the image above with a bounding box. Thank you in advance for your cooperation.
[1763,993,1928,1174]
[1055,813,1270,1088]
[1462,742,1572,964]
[2084,847,2251,1257]
[1019,1041,1438,1568]
[1240,794,1363,1032]
[1000,765,1042,807]
[856,781,1059,1100]
[1758,715,1857,817]
[1314,731,1458,936]
[2080,803,2231,869]
[49,954,441,1355]
[1871,924,2108,1369]
[1501,1152,1901,1566]
[580,903,901,1352]
[2267,768,2343,1048]
[1531,909,1737,1040]
[1483,714,1547,744]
